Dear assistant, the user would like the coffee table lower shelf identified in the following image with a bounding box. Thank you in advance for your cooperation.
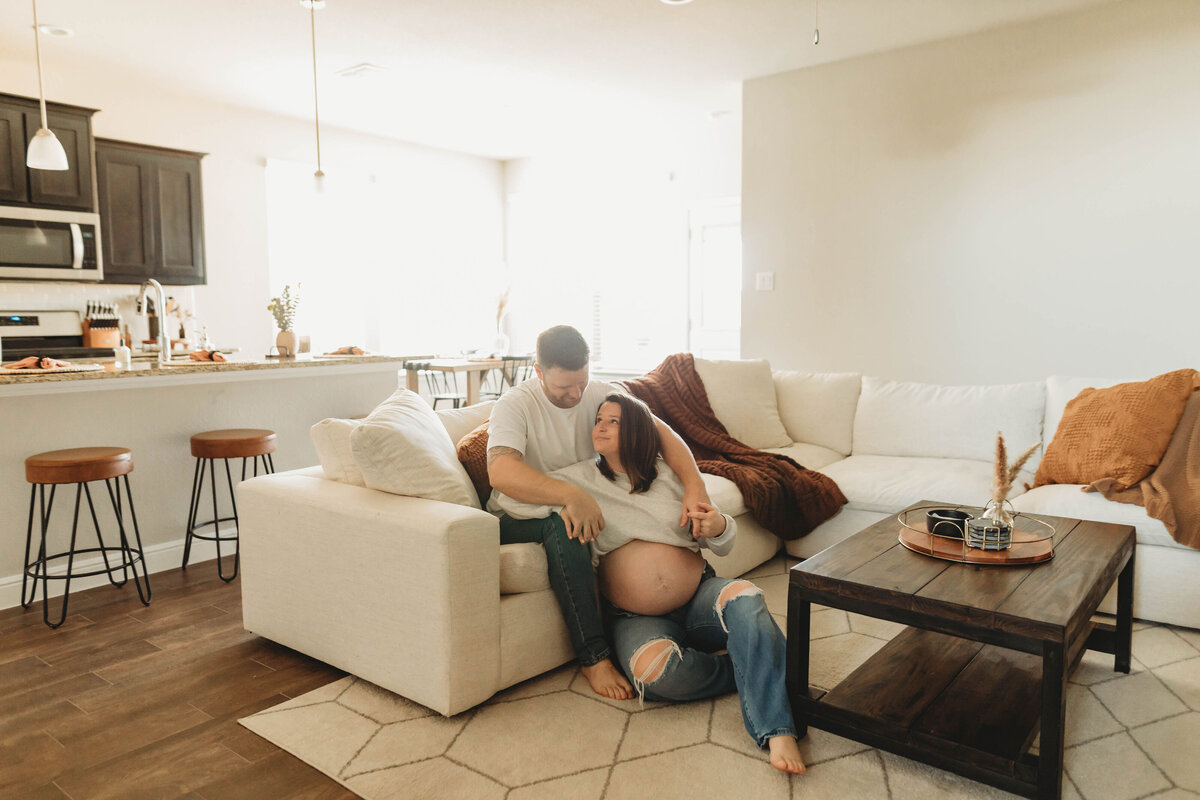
[793,626,1047,795]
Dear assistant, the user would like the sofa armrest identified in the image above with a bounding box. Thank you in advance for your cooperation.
[237,470,501,716]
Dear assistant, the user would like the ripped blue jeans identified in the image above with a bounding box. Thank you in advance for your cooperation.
[604,564,796,749]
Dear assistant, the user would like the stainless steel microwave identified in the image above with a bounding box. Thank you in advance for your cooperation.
[0,206,103,281]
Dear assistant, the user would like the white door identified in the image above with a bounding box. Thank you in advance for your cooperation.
[688,199,741,359]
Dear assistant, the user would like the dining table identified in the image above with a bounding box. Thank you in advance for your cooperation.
[403,358,503,407]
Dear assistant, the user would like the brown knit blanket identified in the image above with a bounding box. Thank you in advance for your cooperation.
[1086,390,1200,550]
[618,354,847,540]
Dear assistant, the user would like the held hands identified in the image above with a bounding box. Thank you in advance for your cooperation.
[561,488,605,544]
[679,485,715,536]
[687,502,727,540]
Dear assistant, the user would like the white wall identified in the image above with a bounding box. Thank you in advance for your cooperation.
[0,50,504,356]
[743,0,1200,384]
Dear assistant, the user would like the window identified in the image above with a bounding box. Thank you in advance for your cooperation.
[265,158,504,356]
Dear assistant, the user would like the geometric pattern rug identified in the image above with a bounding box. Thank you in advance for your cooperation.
[240,556,1200,800]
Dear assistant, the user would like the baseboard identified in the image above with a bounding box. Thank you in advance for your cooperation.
[0,536,227,612]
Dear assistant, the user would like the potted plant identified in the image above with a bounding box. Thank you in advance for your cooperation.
[267,284,300,357]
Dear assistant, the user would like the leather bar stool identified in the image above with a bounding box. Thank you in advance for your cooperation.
[22,446,152,629]
[183,429,276,582]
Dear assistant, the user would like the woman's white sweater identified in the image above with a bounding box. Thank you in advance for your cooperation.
[495,458,737,563]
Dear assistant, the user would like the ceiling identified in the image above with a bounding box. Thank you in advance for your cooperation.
[1,0,1122,160]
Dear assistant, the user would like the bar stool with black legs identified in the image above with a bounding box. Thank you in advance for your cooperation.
[183,429,276,582]
[22,446,152,629]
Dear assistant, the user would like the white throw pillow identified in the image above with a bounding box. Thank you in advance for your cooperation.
[692,358,792,449]
[853,377,1045,463]
[437,400,495,444]
[772,371,862,455]
[310,418,367,486]
[350,389,481,508]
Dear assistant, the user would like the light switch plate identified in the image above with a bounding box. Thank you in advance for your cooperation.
[755,272,775,291]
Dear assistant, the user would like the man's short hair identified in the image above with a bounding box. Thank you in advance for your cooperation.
[536,325,589,371]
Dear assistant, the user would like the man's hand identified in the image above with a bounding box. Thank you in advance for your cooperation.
[679,483,713,535]
[561,487,605,544]
[688,502,727,539]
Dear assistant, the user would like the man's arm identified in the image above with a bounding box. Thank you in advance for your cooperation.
[653,417,712,534]
[488,447,605,543]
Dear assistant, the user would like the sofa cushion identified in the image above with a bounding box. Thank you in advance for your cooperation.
[310,418,366,486]
[499,543,551,594]
[772,371,861,455]
[762,442,844,471]
[1011,485,1181,550]
[350,389,481,508]
[853,377,1045,463]
[700,473,748,518]
[693,358,792,449]
[1034,369,1198,491]
[819,454,1034,515]
[438,400,495,444]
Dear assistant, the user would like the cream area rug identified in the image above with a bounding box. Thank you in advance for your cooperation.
[240,556,1200,800]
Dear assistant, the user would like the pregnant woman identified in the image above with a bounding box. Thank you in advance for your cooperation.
[499,392,805,774]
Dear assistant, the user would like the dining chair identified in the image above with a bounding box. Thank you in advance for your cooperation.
[405,361,466,409]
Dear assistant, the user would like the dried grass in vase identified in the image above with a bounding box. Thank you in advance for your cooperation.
[992,431,1039,505]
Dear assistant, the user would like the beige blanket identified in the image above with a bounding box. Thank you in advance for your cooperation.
[1086,391,1200,550]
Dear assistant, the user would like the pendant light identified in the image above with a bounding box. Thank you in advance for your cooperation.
[303,0,325,189]
[26,0,69,171]
[813,0,821,45]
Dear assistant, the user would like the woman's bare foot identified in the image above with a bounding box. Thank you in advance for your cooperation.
[768,735,806,774]
[580,659,633,700]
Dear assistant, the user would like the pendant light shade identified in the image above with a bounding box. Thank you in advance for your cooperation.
[27,127,69,170]
[26,0,69,171]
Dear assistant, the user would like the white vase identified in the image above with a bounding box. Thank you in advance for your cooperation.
[491,332,510,357]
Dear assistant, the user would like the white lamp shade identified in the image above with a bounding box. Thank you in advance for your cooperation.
[26,127,69,171]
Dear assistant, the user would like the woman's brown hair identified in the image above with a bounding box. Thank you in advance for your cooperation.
[595,392,660,493]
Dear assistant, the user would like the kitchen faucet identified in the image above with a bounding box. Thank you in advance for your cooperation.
[137,278,171,366]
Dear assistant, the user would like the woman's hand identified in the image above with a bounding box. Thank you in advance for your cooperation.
[679,484,714,535]
[561,487,605,544]
[687,501,726,539]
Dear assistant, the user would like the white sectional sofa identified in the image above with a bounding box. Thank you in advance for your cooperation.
[238,363,1199,716]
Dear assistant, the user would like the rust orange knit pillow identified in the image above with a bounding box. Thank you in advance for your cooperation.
[1034,369,1199,490]
[456,420,491,507]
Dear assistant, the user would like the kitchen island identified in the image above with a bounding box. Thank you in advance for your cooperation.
[0,356,412,611]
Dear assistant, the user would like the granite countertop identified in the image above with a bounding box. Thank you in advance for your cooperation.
[0,354,413,386]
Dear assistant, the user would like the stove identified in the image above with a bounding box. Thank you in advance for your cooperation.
[0,310,115,361]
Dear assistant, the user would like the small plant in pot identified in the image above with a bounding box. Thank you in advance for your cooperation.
[267,283,300,357]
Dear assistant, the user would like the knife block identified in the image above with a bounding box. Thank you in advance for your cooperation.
[82,321,121,349]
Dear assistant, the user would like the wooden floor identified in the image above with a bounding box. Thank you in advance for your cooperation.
[0,557,356,799]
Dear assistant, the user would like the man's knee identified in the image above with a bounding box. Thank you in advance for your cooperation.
[716,580,763,612]
[630,639,680,684]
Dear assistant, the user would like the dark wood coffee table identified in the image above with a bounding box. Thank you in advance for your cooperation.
[787,500,1135,800]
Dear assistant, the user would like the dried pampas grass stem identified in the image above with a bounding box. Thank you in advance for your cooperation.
[993,432,1040,503]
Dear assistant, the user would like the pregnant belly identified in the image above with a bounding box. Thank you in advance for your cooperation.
[599,540,705,616]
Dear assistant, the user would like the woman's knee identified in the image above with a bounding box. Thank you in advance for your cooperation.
[629,638,681,684]
[714,580,766,630]
[717,580,763,611]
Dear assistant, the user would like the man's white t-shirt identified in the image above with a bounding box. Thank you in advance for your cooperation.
[486,377,615,513]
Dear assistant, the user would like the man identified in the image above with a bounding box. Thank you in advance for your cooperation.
[487,325,713,700]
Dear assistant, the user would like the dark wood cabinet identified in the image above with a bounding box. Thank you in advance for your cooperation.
[0,93,96,211]
[0,105,29,204]
[96,139,207,285]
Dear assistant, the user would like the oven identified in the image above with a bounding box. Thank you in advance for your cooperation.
[0,206,103,281]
